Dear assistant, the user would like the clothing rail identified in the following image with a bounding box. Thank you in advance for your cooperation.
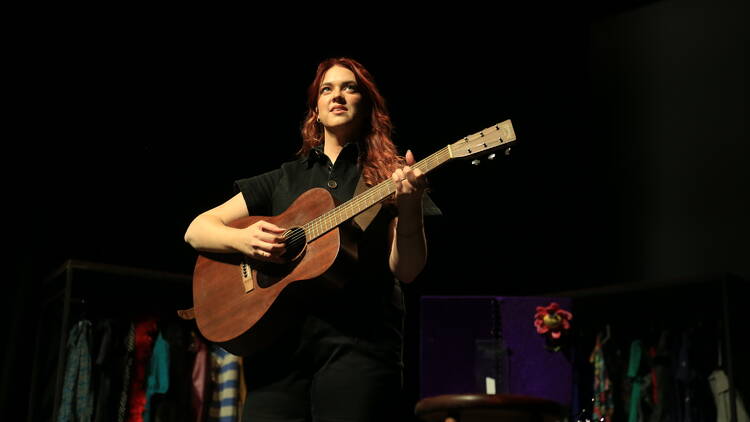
[29,259,192,422]
[546,273,747,422]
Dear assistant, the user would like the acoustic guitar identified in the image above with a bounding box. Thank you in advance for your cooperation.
[181,119,517,355]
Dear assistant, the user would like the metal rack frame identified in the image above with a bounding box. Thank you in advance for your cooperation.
[547,273,746,422]
[28,259,191,422]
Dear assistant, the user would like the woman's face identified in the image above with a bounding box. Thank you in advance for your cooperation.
[316,65,366,136]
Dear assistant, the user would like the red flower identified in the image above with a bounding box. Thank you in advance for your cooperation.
[534,302,573,340]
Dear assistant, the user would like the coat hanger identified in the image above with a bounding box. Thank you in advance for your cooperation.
[601,324,611,345]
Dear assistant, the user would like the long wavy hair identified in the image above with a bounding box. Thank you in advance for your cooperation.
[299,57,403,187]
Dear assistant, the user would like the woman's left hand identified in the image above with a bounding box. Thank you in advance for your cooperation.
[392,150,427,210]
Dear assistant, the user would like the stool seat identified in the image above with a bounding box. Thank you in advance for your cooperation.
[414,394,566,422]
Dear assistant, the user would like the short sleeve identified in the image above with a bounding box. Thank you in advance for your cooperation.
[233,168,283,216]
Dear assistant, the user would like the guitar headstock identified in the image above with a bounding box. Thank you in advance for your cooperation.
[449,119,516,160]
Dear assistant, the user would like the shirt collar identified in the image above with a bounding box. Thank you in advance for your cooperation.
[304,142,361,164]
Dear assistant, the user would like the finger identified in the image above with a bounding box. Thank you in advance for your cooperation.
[392,169,405,192]
[405,169,419,185]
[256,240,287,254]
[406,169,427,189]
[405,149,416,165]
[259,220,287,233]
[256,231,286,244]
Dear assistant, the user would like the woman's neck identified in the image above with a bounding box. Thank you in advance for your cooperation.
[323,130,353,164]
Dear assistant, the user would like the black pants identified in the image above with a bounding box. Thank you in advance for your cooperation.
[241,315,405,422]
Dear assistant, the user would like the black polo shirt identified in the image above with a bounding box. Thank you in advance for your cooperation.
[234,143,362,218]
[234,143,440,362]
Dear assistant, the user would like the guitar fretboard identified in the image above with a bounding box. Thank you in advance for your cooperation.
[303,146,452,241]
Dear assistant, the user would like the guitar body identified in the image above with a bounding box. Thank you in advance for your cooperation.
[187,119,517,356]
[192,188,343,356]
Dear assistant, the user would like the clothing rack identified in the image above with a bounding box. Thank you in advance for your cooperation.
[546,272,748,422]
[28,259,192,422]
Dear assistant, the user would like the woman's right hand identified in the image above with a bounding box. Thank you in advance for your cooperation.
[235,220,287,263]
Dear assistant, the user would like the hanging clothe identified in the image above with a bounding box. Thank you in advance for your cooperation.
[589,333,614,422]
[236,356,246,415]
[647,331,674,422]
[58,320,94,422]
[626,339,643,422]
[90,319,133,422]
[92,319,114,422]
[207,346,243,422]
[143,331,170,422]
[126,316,159,422]
[192,334,209,422]
[709,369,749,422]
[117,323,136,422]
[151,320,195,422]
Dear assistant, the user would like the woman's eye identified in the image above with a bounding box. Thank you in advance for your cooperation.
[320,86,331,93]
[344,85,358,92]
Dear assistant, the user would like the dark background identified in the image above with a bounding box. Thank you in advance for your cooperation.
[4,0,748,419]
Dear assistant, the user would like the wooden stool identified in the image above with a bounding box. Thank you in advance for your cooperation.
[414,394,567,422]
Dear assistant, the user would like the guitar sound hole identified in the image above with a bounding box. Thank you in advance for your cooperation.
[282,227,306,261]
[254,227,307,289]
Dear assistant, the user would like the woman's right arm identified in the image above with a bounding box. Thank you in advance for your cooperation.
[184,193,287,262]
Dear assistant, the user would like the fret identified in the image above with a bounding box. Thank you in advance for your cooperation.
[303,146,453,242]
[301,119,515,243]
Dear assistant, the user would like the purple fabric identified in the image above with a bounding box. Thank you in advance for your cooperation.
[420,296,572,406]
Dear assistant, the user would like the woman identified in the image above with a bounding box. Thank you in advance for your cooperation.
[185,57,435,421]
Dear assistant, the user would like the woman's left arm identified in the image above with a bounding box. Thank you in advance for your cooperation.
[389,150,428,283]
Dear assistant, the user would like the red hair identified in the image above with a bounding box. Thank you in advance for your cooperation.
[299,57,403,187]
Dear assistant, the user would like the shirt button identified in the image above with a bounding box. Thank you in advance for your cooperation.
[327,180,338,189]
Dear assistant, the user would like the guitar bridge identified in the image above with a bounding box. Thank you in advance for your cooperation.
[240,259,255,293]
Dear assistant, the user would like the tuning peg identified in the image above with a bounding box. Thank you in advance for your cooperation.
[488,153,496,160]
[505,147,512,156]
[471,159,481,166]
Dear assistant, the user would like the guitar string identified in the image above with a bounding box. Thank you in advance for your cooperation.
[284,121,506,245]
[305,122,509,239]
[297,147,446,242]
[262,123,509,257]
[282,147,451,247]
[285,145,453,245]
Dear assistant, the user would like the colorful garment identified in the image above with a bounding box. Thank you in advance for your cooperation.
[589,333,614,422]
[126,317,159,422]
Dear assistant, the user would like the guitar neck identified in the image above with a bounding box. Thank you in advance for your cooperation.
[303,119,516,241]
[304,146,452,241]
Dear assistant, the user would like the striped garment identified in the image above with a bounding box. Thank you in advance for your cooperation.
[207,346,243,422]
